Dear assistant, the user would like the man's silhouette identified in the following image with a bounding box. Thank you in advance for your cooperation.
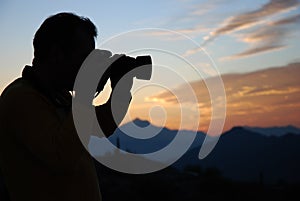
[0,12,133,201]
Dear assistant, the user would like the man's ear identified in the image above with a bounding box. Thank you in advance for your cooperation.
[48,44,65,65]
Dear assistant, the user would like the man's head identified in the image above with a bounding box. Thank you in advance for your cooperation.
[33,12,97,90]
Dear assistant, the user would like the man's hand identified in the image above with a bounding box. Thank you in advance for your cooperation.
[110,71,134,92]
[95,50,113,94]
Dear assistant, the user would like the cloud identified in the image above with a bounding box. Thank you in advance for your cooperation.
[221,12,300,60]
[223,45,286,60]
[144,26,209,41]
[237,26,287,43]
[147,0,229,41]
[169,0,221,24]
[224,13,300,59]
[270,13,300,26]
[205,0,300,43]
[182,47,203,57]
[183,0,300,58]
[147,62,300,131]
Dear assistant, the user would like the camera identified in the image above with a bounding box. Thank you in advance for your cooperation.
[96,53,152,93]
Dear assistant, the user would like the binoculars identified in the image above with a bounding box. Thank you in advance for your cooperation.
[96,52,152,93]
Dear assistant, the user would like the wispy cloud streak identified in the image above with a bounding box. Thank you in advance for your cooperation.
[184,0,300,58]
[204,0,300,45]
[224,12,300,59]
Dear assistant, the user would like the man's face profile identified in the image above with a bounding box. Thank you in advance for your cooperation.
[54,30,96,91]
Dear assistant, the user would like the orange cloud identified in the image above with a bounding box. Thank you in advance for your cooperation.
[147,63,300,132]
[223,45,286,60]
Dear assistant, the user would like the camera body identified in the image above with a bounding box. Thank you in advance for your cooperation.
[96,53,152,93]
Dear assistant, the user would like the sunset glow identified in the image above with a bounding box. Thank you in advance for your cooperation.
[127,63,300,133]
[1,0,299,134]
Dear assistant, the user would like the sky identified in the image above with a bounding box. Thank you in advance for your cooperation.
[0,0,300,133]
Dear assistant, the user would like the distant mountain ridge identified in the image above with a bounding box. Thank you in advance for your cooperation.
[90,119,300,155]
[243,125,300,136]
[89,119,300,183]
[108,118,206,154]
[173,126,300,183]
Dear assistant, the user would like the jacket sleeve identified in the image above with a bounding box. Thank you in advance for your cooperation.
[95,89,132,137]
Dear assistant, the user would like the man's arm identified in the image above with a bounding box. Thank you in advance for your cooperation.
[95,90,132,137]
[95,73,133,138]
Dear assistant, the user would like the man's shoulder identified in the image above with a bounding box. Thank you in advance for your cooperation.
[1,78,36,99]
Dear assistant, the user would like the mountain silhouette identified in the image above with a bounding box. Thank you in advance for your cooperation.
[89,121,300,200]
[106,118,206,154]
[243,125,300,136]
[89,120,300,183]
[173,126,300,183]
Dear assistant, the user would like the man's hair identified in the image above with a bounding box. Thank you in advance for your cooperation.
[33,12,97,65]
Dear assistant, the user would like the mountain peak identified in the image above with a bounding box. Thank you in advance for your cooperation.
[132,118,151,128]
[225,126,246,134]
[231,126,245,131]
[222,126,260,138]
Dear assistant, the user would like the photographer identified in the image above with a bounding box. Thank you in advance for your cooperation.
[0,12,133,201]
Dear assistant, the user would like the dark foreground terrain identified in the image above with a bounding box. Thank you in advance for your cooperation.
[95,160,300,201]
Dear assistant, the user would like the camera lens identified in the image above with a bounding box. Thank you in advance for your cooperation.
[134,55,152,80]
